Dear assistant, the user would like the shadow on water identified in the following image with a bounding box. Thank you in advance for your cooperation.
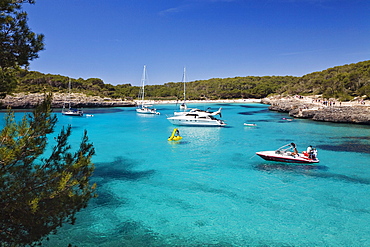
[238,109,270,115]
[255,163,328,172]
[254,163,370,185]
[187,182,239,198]
[91,156,155,206]
[168,141,190,145]
[92,218,239,247]
[317,140,370,154]
[276,138,296,143]
[337,136,370,140]
[250,119,270,122]
[239,104,264,108]
[93,156,155,183]
[92,189,122,207]
[112,220,167,246]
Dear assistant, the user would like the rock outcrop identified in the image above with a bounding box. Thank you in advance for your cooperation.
[262,97,370,125]
[0,93,136,109]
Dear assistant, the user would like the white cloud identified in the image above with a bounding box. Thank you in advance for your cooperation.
[159,0,237,16]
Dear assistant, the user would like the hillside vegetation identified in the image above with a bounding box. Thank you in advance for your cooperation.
[14,60,370,101]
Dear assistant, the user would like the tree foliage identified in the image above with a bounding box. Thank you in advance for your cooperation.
[280,60,370,100]
[9,60,370,101]
[0,93,96,246]
[0,0,44,95]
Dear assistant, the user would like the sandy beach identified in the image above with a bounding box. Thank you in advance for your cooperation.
[135,98,262,105]
[134,95,370,107]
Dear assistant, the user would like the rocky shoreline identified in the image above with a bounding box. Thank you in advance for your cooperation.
[2,93,370,125]
[0,93,136,109]
[262,96,370,125]
[0,93,261,109]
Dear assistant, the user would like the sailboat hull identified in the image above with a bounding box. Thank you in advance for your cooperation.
[136,107,160,115]
[62,110,83,117]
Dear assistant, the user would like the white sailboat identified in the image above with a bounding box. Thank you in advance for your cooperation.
[179,67,187,110]
[62,78,83,116]
[136,65,160,115]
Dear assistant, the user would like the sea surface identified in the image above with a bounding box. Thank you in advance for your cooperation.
[2,103,370,246]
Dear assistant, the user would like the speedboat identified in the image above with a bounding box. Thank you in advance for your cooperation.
[167,108,226,127]
[256,143,319,164]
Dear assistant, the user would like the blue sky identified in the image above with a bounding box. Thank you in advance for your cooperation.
[24,0,370,86]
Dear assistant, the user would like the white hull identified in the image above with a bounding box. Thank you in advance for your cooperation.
[136,107,160,115]
[169,107,225,127]
[256,150,319,163]
[62,109,83,116]
[167,116,226,127]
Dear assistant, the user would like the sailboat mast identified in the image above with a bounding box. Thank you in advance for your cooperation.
[68,78,71,108]
[183,67,186,102]
[140,65,146,104]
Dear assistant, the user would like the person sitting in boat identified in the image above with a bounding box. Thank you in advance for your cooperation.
[175,129,180,137]
[291,143,298,156]
[312,148,318,159]
[307,145,313,158]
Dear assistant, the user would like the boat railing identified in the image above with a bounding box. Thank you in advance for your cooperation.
[275,143,295,154]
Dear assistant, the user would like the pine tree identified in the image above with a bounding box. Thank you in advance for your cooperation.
[0,0,44,96]
[0,93,96,246]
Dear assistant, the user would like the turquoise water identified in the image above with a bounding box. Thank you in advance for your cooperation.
[2,103,370,246]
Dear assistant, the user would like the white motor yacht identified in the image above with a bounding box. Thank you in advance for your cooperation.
[174,107,222,116]
[167,108,226,127]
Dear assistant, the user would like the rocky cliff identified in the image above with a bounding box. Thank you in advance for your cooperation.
[0,93,136,109]
[262,97,370,125]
